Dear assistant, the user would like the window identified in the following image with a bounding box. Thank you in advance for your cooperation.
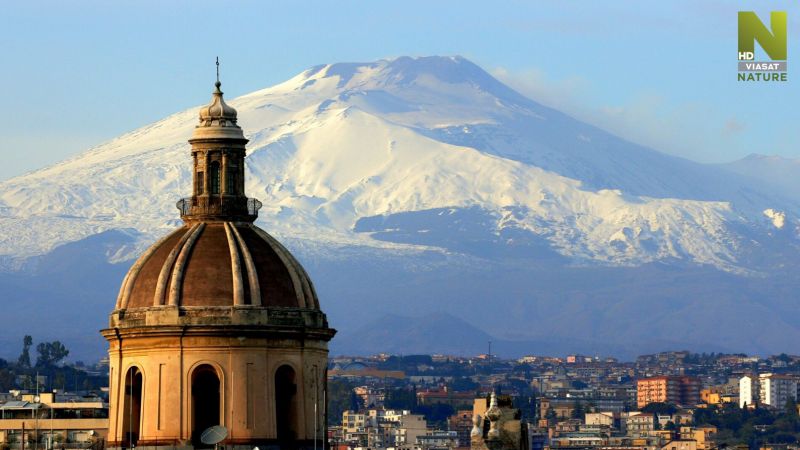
[209,162,220,194]
[191,365,221,446]
[275,365,298,443]
[122,367,143,448]
[226,169,237,195]
[196,172,204,195]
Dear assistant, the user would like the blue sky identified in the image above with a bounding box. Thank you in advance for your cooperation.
[0,0,797,181]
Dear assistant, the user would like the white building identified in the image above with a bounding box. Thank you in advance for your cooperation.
[759,373,797,408]
[739,375,756,408]
[739,374,797,409]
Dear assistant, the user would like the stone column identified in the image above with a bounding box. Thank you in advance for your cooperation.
[192,152,198,196]
[203,152,210,195]
[221,151,228,195]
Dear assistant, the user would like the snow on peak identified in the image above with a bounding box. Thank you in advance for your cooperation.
[297,56,509,92]
[0,56,795,274]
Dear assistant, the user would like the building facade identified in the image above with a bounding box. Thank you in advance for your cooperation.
[760,373,797,408]
[636,376,700,409]
[738,373,798,409]
[739,375,756,408]
[0,392,108,447]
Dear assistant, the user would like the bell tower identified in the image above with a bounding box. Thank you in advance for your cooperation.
[178,68,261,223]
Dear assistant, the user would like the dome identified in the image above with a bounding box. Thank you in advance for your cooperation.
[199,81,238,125]
[115,222,320,310]
[191,81,246,141]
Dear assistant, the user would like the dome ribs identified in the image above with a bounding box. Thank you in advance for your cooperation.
[258,226,318,309]
[179,223,234,307]
[249,225,313,309]
[116,228,183,310]
[223,222,245,306]
[119,221,321,311]
[230,223,261,306]
[153,224,201,307]
[167,223,205,307]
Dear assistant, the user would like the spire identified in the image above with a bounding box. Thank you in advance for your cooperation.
[214,57,223,93]
[191,61,244,142]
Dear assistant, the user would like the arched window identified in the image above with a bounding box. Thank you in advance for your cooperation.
[192,365,221,447]
[275,365,298,443]
[209,162,220,195]
[121,367,143,448]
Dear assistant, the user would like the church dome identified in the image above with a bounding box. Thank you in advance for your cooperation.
[115,222,319,310]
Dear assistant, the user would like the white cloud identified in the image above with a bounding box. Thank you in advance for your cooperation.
[491,66,730,164]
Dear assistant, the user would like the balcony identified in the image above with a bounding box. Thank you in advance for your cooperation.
[176,196,262,221]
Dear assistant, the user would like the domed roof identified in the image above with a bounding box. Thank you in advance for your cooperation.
[199,81,238,125]
[191,81,246,141]
[115,222,319,310]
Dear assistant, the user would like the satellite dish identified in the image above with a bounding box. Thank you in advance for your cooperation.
[33,395,40,403]
[88,430,95,436]
[200,425,228,445]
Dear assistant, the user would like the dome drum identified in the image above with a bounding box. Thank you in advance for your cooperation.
[108,305,332,333]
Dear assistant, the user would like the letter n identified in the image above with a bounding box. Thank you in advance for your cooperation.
[738,11,787,60]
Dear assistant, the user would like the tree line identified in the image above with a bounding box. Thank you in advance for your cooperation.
[0,336,104,392]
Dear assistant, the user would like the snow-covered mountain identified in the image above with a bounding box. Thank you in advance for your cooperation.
[1,56,796,272]
[1,56,799,359]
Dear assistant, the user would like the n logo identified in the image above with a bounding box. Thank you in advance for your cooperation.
[738,11,787,60]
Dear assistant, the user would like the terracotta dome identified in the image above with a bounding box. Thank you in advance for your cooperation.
[115,222,320,310]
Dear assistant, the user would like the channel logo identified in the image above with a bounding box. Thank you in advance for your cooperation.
[738,11,787,82]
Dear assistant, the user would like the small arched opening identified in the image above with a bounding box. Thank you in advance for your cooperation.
[121,367,143,448]
[191,364,221,447]
[275,365,298,444]
[209,161,220,195]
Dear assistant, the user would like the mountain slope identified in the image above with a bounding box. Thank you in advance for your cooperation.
[1,56,800,359]
[719,154,800,200]
[1,56,796,273]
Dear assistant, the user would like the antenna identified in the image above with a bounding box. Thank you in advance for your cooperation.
[201,424,228,450]
[216,57,220,84]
